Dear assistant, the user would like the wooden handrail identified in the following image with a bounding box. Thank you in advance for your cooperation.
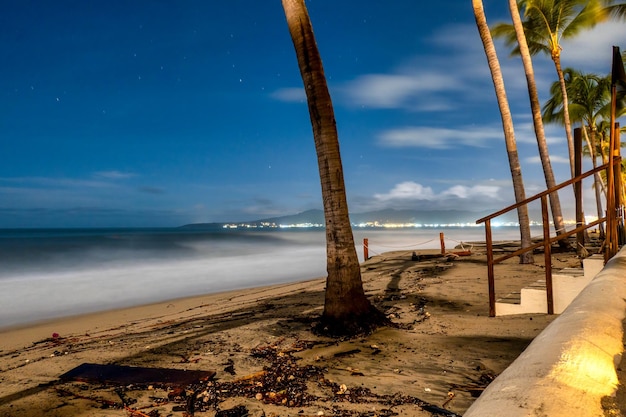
[476,162,610,225]
[488,217,606,265]
[477,157,621,317]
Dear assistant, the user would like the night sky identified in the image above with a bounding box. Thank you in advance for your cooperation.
[2,1,625,227]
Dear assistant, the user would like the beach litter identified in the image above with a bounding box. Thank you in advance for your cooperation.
[60,363,216,386]
[52,342,463,416]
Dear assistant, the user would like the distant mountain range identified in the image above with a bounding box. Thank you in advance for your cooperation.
[180,208,521,229]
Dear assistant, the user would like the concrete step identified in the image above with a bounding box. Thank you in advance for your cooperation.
[525,279,547,289]
[495,255,605,316]
[497,292,521,304]
[560,267,584,276]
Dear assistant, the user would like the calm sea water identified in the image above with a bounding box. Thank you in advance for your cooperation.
[0,226,527,329]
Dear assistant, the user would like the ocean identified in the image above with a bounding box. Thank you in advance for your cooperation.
[0,226,526,329]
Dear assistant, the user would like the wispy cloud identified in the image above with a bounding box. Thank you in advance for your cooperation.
[560,21,626,73]
[270,87,306,102]
[333,19,623,117]
[272,23,494,112]
[0,176,114,189]
[94,170,136,180]
[341,72,462,110]
[367,180,507,212]
[334,23,504,112]
[377,125,504,149]
[374,181,436,201]
[442,184,501,199]
[507,120,569,147]
[0,206,186,228]
[525,155,571,164]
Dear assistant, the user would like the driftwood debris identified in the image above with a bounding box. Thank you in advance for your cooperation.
[411,252,469,262]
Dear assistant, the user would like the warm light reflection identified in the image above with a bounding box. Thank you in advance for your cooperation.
[549,340,619,397]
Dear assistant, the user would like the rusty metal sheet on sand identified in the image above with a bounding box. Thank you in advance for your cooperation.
[60,363,215,386]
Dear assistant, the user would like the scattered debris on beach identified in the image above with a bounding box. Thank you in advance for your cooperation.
[52,340,465,417]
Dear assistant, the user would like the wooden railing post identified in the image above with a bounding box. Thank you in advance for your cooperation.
[614,123,623,246]
[607,71,619,260]
[363,238,369,261]
[440,232,445,255]
[485,220,496,317]
[542,195,554,314]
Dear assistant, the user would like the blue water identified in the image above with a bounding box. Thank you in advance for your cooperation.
[0,226,525,329]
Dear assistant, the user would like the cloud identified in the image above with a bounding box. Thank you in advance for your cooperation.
[271,87,306,102]
[0,206,186,228]
[0,175,170,217]
[94,170,136,180]
[377,125,504,149]
[374,181,435,201]
[341,72,461,110]
[525,155,571,164]
[441,184,501,199]
[560,21,626,73]
[371,181,507,211]
[0,176,114,189]
[332,18,625,118]
[335,23,515,113]
[507,120,570,147]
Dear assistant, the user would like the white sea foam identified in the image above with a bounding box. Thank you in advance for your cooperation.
[0,227,524,329]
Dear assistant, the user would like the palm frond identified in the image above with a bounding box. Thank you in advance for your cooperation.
[605,3,626,19]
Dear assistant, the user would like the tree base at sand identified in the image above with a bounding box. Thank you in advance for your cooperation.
[314,306,391,337]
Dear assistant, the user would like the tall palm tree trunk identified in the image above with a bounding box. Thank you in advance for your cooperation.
[282,0,386,336]
[508,0,569,245]
[473,0,534,264]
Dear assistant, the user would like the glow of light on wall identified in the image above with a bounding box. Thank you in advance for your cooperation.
[549,338,619,397]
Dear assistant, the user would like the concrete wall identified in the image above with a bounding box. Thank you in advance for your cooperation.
[464,248,626,417]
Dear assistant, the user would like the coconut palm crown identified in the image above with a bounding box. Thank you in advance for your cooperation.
[492,0,619,177]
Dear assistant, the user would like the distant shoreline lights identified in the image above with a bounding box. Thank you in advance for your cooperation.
[220,218,591,230]
[220,221,568,229]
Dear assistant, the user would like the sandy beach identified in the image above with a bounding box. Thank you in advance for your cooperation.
[0,247,582,417]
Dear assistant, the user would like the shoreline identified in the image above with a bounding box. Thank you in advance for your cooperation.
[0,249,582,416]
[0,277,326,352]
[0,228,527,330]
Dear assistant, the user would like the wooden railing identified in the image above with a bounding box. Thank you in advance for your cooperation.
[476,163,614,317]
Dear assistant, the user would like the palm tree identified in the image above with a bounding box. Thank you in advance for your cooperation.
[543,69,612,234]
[473,0,534,263]
[505,0,569,245]
[281,0,387,336]
[492,0,612,178]
[606,1,626,18]
[543,69,612,133]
